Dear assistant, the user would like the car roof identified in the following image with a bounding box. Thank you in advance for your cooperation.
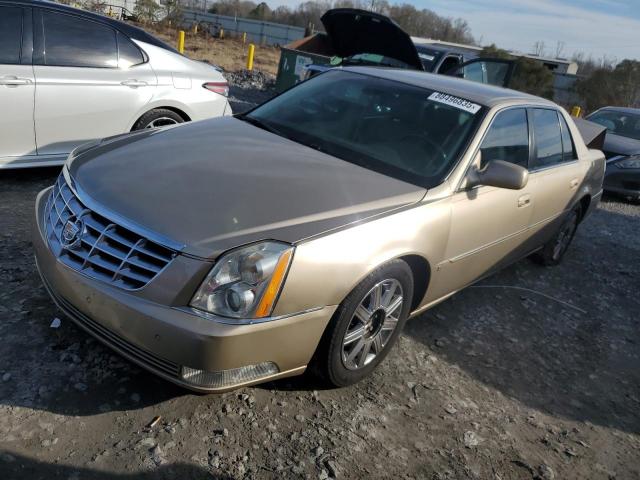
[3,0,177,53]
[343,66,555,108]
[593,106,640,115]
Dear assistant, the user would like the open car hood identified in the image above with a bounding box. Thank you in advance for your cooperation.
[321,8,424,71]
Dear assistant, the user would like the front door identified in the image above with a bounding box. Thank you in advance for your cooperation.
[0,6,36,165]
[33,9,155,155]
[428,107,534,300]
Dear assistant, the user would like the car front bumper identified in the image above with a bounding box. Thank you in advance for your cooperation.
[33,187,335,392]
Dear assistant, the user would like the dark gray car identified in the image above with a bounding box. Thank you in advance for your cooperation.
[586,106,640,202]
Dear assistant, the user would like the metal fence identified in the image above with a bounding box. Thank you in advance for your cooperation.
[181,10,306,46]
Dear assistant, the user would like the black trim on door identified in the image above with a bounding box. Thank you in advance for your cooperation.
[20,7,33,65]
[32,8,44,65]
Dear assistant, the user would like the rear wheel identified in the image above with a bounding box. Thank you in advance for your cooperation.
[313,259,413,387]
[132,108,184,131]
[532,205,580,266]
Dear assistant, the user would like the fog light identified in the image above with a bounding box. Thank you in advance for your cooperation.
[181,362,279,388]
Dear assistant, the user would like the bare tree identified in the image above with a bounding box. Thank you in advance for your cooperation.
[532,40,546,57]
[554,40,565,59]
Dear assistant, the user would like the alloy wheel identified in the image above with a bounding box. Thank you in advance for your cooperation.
[341,279,404,370]
[144,117,180,129]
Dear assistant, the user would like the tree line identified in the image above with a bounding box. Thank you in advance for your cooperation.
[202,0,474,44]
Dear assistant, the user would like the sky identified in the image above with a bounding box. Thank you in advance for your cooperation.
[271,0,640,61]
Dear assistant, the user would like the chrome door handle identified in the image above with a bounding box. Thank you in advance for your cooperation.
[121,79,148,87]
[517,194,531,208]
[570,178,579,189]
[0,76,31,86]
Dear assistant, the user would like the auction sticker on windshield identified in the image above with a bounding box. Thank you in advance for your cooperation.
[428,92,481,114]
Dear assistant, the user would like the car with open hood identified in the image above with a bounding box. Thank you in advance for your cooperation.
[34,68,604,392]
[302,8,514,88]
[585,106,640,202]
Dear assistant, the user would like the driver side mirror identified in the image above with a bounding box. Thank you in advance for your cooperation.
[466,159,529,190]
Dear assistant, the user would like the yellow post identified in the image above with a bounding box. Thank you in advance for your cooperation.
[177,30,185,54]
[247,43,255,71]
[570,106,582,117]
[220,28,224,39]
[242,32,247,45]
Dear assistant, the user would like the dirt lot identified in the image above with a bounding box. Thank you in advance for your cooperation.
[1,84,639,479]
[144,23,281,76]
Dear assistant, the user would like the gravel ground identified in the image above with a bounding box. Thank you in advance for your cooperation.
[1,86,639,480]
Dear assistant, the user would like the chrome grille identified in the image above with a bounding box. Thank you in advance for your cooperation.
[44,174,175,290]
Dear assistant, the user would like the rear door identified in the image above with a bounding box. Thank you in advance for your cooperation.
[444,58,515,88]
[33,9,156,155]
[526,108,585,242]
[0,5,36,163]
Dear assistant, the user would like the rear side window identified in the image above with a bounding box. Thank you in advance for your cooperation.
[0,7,23,64]
[531,109,563,169]
[117,32,144,68]
[559,114,576,161]
[42,11,117,68]
[480,108,529,168]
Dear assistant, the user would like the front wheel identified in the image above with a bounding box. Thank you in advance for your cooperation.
[531,205,580,266]
[312,259,414,387]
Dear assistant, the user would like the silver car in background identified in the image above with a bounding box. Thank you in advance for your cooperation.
[0,0,232,169]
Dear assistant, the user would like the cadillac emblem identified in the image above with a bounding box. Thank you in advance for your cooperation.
[61,217,84,250]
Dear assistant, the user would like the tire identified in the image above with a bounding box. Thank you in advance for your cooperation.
[531,205,581,266]
[132,108,184,131]
[312,259,414,387]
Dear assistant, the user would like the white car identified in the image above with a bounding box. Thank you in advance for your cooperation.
[0,0,232,169]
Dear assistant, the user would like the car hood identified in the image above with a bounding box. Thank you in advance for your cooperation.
[601,132,640,158]
[321,8,424,71]
[68,117,425,259]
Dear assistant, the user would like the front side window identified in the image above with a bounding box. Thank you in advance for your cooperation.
[0,7,23,65]
[480,108,529,168]
[42,11,117,68]
[244,70,485,187]
[531,108,563,169]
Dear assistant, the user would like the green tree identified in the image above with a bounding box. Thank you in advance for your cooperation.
[577,59,640,111]
[248,2,271,20]
[134,0,160,23]
[480,44,554,99]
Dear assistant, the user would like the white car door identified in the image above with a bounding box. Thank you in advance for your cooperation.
[33,9,156,156]
[0,5,36,166]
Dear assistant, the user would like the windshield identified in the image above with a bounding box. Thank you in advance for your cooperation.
[243,70,485,188]
[588,109,640,141]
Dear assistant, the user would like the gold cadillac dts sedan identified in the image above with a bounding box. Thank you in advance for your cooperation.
[34,67,605,392]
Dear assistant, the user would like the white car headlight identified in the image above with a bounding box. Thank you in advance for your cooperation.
[615,155,640,169]
[190,241,294,320]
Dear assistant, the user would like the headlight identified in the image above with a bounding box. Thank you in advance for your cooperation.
[190,242,294,320]
[615,155,640,169]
